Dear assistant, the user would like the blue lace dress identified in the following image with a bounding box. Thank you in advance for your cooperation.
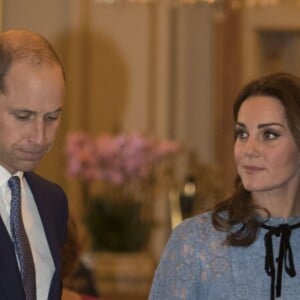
[149,211,300,300]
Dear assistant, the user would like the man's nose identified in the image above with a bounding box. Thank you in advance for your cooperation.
[28,120,46,144]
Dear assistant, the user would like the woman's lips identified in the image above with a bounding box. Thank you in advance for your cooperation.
[243,165,264,174]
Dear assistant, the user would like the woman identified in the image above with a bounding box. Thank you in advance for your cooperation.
[149,72,300,300]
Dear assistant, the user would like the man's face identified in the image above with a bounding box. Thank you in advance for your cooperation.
[0,60,65,174]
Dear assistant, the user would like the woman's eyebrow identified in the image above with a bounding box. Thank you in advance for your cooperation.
[236,121,285,129]
[257,122,285,129]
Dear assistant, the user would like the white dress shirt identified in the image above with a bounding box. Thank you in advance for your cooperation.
[0,166,54,299]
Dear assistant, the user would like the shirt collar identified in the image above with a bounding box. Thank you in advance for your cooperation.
[0,165,24,187]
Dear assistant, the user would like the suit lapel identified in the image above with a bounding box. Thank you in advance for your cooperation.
[24,173,59,273]
[24,172,67,300]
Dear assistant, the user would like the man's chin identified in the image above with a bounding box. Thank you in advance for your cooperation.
[18,160,41,172]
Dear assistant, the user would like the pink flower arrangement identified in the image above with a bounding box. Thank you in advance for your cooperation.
[64,131,180,186]
[65,131,180,251]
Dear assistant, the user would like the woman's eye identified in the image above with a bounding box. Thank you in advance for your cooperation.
[235,129,248,140]
[263,130,279,140]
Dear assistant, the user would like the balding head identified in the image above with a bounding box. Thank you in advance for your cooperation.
[0,29,65,94]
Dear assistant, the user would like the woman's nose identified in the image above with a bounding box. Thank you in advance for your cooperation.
[244,138,260,157]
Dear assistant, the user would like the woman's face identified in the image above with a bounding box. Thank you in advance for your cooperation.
[234,95,300,193]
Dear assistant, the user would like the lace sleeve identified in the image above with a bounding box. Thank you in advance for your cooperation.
[149,217,204,299]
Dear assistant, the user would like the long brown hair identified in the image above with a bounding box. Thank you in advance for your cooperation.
[212,72,300,246]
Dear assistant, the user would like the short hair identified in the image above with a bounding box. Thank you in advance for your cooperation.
[0,29,65,94]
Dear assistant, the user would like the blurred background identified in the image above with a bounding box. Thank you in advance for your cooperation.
[2,0,300,299]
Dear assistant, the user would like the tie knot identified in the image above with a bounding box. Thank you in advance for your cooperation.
[8,176,21,193]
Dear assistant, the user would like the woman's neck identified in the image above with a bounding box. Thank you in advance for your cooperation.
[252,187,300,219]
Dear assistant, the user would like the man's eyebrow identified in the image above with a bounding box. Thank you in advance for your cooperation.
[47,108,63,114]
[10,109,35,114]
[15,107,62,113]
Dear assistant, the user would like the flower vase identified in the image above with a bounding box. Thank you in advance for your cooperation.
[83,251,155,298]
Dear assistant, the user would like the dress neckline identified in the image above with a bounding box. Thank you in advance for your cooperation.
[256,215,300,227]
[260,219,300,300]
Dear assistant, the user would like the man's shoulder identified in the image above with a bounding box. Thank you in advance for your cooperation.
[25,171,58,185]
[24,171,65,195]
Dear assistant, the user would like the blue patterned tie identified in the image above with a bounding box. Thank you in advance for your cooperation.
[8,176,36,300]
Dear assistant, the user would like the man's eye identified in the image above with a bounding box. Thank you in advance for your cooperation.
[15,113,31,120]
[45,113,60,121]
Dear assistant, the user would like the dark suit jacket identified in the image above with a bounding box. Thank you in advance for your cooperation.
[0,171,68,300]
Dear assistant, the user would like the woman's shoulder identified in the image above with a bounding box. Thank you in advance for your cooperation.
[170,210,225,246]
[175,210,214,231]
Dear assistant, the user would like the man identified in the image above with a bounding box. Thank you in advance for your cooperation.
[0,29,68,299]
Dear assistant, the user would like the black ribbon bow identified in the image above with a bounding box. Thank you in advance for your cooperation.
[261,222,300,300]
